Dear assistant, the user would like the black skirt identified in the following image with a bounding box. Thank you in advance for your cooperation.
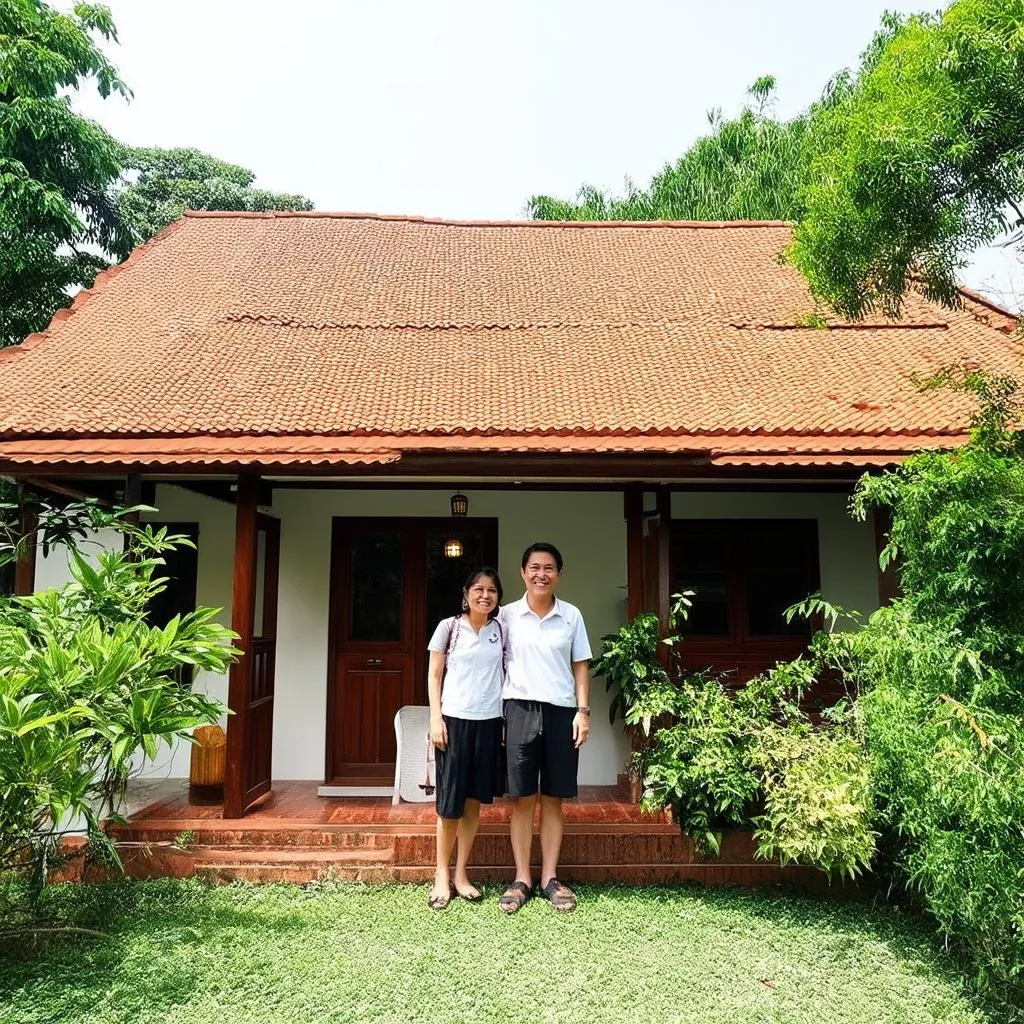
[434,715,504,819]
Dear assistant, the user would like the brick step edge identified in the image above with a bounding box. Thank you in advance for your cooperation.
[189,863,830,887]
[113,831,399,849]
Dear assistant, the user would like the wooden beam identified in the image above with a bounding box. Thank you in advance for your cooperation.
[13,490,38,597]
[624,488,644,622]
[21,476,113,505]
[224,474,260,819]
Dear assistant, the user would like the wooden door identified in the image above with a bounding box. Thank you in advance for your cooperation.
[326,517,498,783]
[244,515,280,804]
[228,513,280,812]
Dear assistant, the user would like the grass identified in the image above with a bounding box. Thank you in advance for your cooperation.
[0,879,1012,1024]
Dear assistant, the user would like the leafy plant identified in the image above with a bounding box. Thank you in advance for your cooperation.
[751,709,876,880]
[591,610,673,730]
[0,509,238,899]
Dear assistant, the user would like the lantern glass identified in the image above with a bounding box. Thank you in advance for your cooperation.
[443,538,464,559]
[450,492,469,517]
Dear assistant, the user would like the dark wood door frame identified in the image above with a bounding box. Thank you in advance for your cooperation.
[225,471,281,818]
[324,516,498,783]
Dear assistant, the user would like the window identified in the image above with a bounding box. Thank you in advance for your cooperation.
[671,519,820,643]
[145,521,199,686]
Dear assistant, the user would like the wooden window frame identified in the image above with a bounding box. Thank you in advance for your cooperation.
[670,518,821,672]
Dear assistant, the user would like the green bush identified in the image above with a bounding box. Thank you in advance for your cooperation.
[793,371,1024,994]
[0,501,238,897]
[593,594,875,874]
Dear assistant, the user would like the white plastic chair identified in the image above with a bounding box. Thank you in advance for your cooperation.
[393,705,436,804]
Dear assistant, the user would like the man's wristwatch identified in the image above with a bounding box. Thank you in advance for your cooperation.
[576,706,591,716]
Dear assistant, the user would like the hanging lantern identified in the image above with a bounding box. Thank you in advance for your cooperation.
[450,491,469,517]
[443,538,464,559]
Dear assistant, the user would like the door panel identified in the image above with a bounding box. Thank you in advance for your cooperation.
[241,515,279,809]
[326,516,498,782]
[334,653,415,770]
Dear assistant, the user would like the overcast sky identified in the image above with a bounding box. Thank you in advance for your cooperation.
[71,0,1020,309]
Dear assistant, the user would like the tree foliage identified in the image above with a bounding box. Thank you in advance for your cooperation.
[790,0,1024,318]
[527,78,810,222]
[114,146,314,248]
[0,0,131,346]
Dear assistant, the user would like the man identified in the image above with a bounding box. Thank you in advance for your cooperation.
[499,541,592,913]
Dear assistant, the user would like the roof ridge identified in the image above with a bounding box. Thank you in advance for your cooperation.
[955,283,1021,328]
[0,217,191,365]
[182,209,793,229]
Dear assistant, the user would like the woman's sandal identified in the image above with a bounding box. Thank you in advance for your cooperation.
[539,877,577,912]
[498,880,532,914]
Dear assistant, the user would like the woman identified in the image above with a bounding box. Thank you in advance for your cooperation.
[426,566,506,910]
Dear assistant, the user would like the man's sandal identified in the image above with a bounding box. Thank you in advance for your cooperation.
[539,877,577,912]
[498,880,532,914]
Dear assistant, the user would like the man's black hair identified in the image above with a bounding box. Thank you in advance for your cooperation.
[520,542,563,573]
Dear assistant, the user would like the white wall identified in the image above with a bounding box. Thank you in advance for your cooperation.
[670,490,880,625]
[271,488,629,784]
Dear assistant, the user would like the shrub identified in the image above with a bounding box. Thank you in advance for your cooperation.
[0,500,238,897]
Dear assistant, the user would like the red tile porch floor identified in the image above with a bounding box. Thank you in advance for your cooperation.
[96,780,826,888]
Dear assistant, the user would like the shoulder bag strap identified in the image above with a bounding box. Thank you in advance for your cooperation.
[494,616,509,681]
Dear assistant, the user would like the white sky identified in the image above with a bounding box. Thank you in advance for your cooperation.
[71,0,1020,310]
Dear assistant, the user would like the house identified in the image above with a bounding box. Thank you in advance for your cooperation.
[1,211,1020,820]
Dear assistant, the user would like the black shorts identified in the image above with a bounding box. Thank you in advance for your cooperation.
[504,699,579,800]
[435,716,503,820]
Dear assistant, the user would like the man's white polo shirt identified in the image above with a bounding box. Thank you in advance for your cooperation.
[501,595,592,708]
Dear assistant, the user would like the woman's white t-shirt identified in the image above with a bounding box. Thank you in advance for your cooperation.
[427,615,504,720]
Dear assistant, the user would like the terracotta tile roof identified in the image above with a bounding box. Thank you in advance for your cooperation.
[0,211,1019,470]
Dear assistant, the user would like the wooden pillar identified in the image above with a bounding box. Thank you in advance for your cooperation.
[122,471,143,552]
[656,486,672,637]
[873,506,900,607]
[224,474,259,819]
[13,489,38,597]
[624,487,644,622]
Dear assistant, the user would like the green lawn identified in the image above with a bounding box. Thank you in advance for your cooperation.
[0,880,1009,1024]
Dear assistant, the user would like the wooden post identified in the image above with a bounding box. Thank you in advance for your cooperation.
[122,472,143,552]
[13,489,38,597]
[224,474,259,819]
[873,506,900,607]
[656,487,672,637]
[624,487,644,622]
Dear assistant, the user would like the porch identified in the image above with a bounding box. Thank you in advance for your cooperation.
[19,472,889,821]
[100,778,825,887]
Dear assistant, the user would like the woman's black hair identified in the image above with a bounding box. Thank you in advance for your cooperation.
[462,566,503,619]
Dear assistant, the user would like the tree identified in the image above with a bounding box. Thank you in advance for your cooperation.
[527,78,810,223]
[115,146,314,247]
[0,0,132,347]
[790,0,1024,319]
